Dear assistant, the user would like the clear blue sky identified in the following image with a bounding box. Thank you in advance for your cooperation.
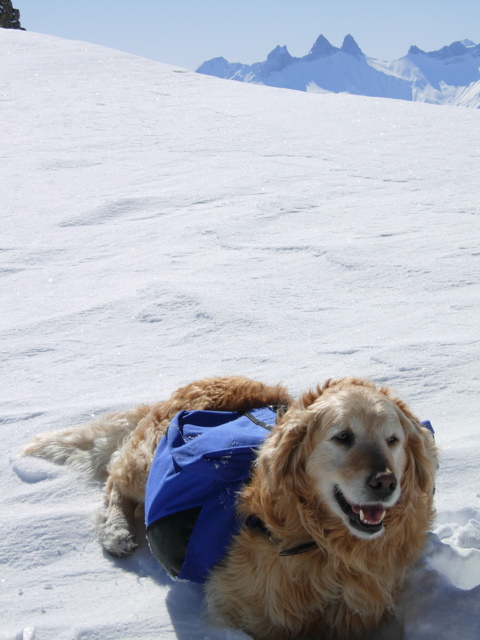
[17,0,480,70]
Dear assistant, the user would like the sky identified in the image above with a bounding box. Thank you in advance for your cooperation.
[15,0,480,70]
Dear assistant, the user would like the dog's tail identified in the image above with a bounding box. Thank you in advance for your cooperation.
[23,405,151,478]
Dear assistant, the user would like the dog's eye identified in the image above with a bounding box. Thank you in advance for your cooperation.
[333,431,353,445]
[387,436,399,445]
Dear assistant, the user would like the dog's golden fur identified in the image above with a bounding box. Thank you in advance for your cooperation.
[24,376,438,639]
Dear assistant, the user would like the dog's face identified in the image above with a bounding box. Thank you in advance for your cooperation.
[304,385,411,540]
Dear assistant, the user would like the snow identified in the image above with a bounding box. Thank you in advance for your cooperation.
[2,29,480,640]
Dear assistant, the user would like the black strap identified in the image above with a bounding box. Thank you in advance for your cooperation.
[279,541,318,556]
[244,411,274,431]
[246,515,318,557]
[244,405,289,432]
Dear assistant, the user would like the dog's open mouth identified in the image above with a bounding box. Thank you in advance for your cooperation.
[334,486,386,535]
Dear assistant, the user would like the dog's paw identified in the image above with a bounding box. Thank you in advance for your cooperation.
[101,530,139,557]
[96,508,139,557]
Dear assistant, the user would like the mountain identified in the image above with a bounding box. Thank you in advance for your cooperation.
[197,35,480,108]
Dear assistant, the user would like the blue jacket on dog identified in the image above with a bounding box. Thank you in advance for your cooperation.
[145,407,277,583]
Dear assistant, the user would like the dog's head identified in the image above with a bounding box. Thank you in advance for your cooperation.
[264,378,437,541]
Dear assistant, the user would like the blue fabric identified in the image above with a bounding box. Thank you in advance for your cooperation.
[145,407,276,583]
[421,420,435,437]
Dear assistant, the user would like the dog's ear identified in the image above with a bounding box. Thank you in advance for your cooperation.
[406,425,438,495]
[380,387,438,495]
[260,406,313,492]
[263,385,326,485]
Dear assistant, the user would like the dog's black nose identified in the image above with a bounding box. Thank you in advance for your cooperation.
[367,472,397,499]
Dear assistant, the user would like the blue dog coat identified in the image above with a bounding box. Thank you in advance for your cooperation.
[145,407,277,583]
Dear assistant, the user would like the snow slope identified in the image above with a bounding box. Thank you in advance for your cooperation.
[1,29,480,640]
[197,35,480,108]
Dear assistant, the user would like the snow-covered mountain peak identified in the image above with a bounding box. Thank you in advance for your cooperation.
[307,34,339,58]
[408,40,479,60]
[267,44,290,60]
[263,44,295,74]
[340,34,363,57]
[197,34,480,107]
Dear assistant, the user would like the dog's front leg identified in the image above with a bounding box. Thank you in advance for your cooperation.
[97,478,140,556]
[96,409,167,557]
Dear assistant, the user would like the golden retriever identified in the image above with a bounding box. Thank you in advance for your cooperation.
[24,376,438,639]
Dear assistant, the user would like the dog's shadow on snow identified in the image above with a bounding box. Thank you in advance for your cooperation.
[165,581,249,640]
[105,516,172,587]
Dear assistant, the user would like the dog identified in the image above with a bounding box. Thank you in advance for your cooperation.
[24,376,438,639]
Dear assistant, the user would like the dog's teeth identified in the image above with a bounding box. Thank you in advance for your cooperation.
[359,508,386,525]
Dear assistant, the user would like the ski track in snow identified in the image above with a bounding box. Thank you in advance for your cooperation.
[1,30,480,640]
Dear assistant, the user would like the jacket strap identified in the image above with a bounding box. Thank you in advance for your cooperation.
[245,515,318,556]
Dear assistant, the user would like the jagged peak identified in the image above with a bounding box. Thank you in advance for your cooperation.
[196,56,244,77]
[260,45,295,76]
[341,34,363,57]
[431,41,468,58]
[408,45,424,55]
[308,35,338,59]
[408,40,473,60]
[266,45,292,62]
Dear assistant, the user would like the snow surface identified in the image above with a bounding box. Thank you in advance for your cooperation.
[1,29,480,640]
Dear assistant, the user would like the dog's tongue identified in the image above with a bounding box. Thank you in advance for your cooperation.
[351,504,385,522]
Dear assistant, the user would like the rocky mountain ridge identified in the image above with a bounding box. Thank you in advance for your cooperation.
[197,35,480,108]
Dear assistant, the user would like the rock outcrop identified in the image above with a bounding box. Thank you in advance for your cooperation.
[0,0,25,30]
